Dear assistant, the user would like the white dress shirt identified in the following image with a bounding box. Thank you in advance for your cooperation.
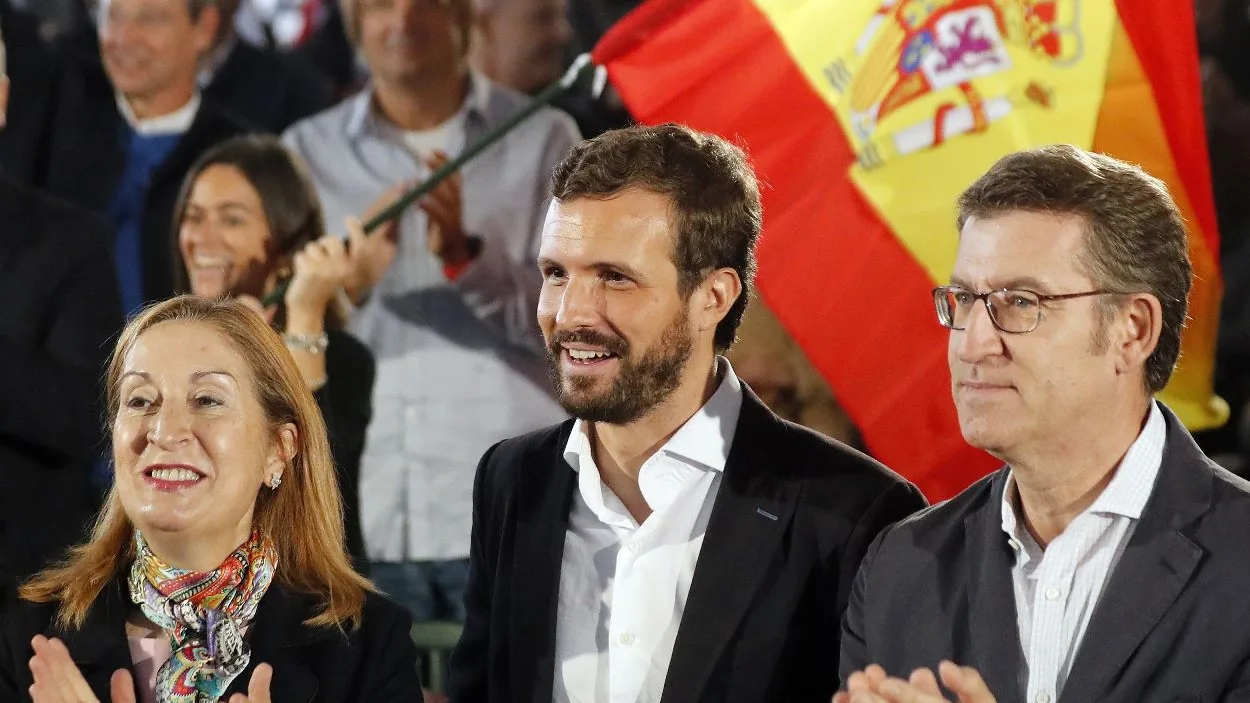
[553,358,744,703]
[1002,401,1166,703]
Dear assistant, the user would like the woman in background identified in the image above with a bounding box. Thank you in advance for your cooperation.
[172,134,372,571]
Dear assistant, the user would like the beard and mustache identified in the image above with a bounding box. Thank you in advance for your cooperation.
[546,310,695,425]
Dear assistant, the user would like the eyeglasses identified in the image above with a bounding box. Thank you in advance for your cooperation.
[931,285,1124,334]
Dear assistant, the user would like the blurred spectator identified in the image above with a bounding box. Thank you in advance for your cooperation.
[172,133,375,572]
[234,0,328,48]
[1197,0,1250,97]
[0,1,59,185]
[466,0,630,138]
[284,0,579,622]
[565,0,636,52]
[202,0,336,132]
[6,0,92,43]
[468,0,570,95]
[35,0,246,315]
[232,0,361,99]
[0,16,124,605]
[556,0,637,137]
[1197,0,1250,475]
[726,298,860,448]
[467,0,632,138]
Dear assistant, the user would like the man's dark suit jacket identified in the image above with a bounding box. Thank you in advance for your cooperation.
[841,403,1250,702]
[36,57,245,305]
[204,39,335,134]
[0,1,60,187]
[0,575,423,701]
[448,387,927,703]
[0,178,122,605]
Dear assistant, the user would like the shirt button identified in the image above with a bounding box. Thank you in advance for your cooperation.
[627,542,639,553]
[1045,587,1061,601]
[619,632,635,646]
[1035,693,1052,703]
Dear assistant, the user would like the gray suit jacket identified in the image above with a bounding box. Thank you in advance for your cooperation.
[841,403,1250,702]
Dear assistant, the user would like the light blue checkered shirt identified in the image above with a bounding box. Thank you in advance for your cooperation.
[284,74,581,560]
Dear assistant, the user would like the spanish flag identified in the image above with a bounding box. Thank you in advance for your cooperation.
[596,0,1226,500]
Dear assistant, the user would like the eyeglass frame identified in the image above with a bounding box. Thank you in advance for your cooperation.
[931,285,1129,334]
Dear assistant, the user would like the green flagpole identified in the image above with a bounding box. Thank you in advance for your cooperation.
[261,54,598,308]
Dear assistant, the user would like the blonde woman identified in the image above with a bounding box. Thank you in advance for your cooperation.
[0,296,420,702]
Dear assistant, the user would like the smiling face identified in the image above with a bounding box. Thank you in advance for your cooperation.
[473,0,571,94]
[948,210,1121,461]
[98,0,216,110]
[537,188,700,424]
[112,319,292,549]
[179,164,273,299]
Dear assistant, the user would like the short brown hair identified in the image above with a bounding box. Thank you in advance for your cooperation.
[340,0,472,49]
[956,144,1192,393]
[21,296,372,629]
[551,123,762,352]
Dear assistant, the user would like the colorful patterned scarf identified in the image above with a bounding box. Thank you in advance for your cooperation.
[128,531,278,703]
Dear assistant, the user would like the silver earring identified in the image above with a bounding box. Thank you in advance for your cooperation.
[270,474,282,489]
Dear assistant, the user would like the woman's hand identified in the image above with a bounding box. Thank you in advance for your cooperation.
[29,635,274,703]
[284,235,352,324]
[226,663,273,703]
[28,635,131,703]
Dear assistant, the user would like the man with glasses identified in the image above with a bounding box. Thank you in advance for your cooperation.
[836,145,1250,703]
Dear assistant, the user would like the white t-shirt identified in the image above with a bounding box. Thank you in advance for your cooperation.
[399,109,467,163]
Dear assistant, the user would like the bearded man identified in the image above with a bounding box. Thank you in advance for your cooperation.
[445,123,927,703]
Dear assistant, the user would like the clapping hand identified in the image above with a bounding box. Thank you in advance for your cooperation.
[28,635,274,703]
[833,662,997,703]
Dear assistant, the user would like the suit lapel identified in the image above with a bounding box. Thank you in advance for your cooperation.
[511,422,577,703]
[1060,409,1209,703]
[963,471,1026,702]
[661,391,801,703]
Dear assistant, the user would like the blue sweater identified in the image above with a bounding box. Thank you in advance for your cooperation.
[108,129,181,316]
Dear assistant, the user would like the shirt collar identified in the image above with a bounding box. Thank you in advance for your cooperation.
[1000,400,1166,548]
[1086,400,1166,519]
[563,357,744,524]
[115,91,201,136]
[346,70,491,140]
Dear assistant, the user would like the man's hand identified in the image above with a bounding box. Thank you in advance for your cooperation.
[833,662,997,703]
[419,151,469,266]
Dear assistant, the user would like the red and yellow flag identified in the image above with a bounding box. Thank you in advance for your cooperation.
[596,0,1226,500]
